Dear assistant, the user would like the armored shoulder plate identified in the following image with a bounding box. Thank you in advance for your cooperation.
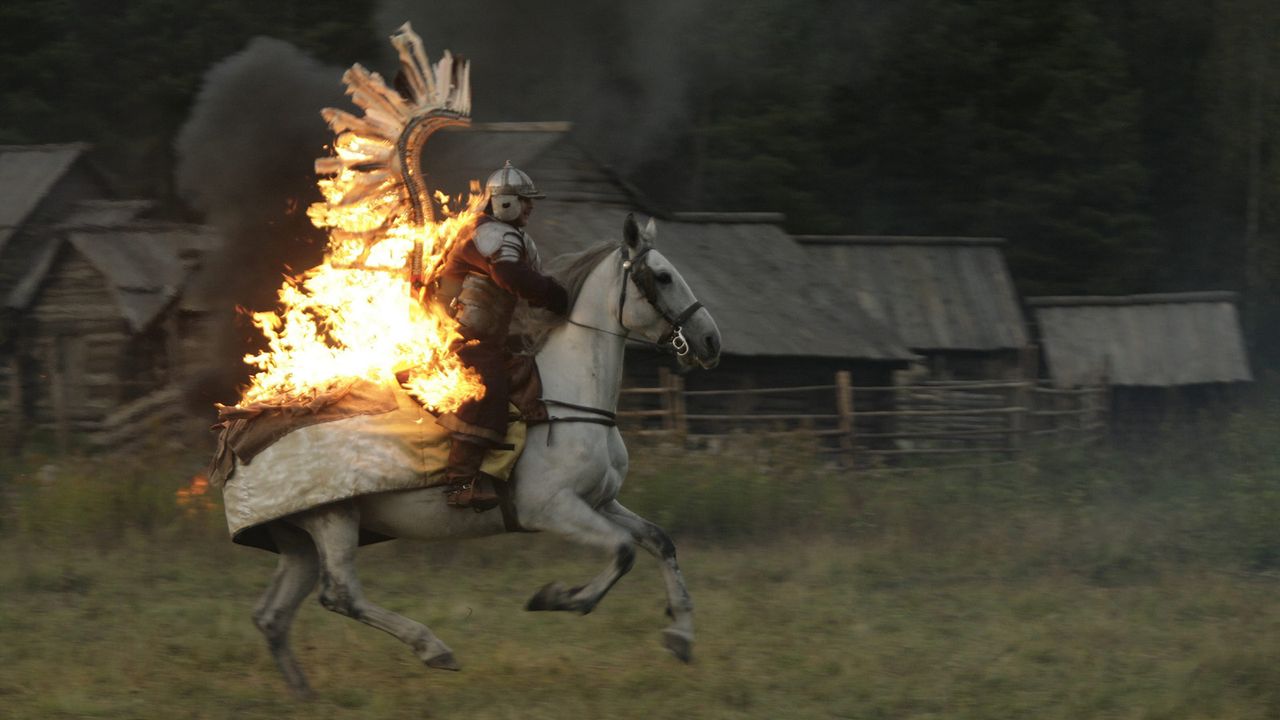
[475,221,527,264]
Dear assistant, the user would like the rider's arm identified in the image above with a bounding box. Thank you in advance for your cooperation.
[491,261,569,316]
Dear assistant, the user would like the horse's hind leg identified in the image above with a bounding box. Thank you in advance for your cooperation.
[293,503,460,671]
[523,491,636,615]
[600,500,695,663]
[255,522,320,698]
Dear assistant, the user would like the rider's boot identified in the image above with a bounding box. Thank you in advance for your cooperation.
[443,437,501,512]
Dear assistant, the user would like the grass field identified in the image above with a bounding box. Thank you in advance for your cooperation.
[4,410,1280,719]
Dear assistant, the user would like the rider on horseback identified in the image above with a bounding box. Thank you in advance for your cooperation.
[434,162,570,510]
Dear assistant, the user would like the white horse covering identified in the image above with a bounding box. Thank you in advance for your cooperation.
[220,381,525,544]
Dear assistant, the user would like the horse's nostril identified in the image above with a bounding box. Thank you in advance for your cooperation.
[705,334,720,354]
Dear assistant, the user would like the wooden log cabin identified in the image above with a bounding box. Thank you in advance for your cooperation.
[2,220,222,448]
[1028,292,1253,426]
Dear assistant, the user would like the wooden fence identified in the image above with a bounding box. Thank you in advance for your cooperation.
[618,370,1108,467]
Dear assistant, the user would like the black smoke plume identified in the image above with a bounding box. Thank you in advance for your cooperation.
[175,37,344,406]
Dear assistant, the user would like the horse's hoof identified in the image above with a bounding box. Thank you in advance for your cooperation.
[525,582,567,611]
[661,629,694,663]
[424,650,461,671]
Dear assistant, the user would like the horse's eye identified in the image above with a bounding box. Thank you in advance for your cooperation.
[655,272,673,284]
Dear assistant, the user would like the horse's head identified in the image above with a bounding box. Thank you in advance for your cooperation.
[619,214,721,370]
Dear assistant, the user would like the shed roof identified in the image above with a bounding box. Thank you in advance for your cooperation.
[8,223,223,332]
[794,235,1028,352]
[0,143,89,253]
[1028,292,1253,387]
[529,202,915,361]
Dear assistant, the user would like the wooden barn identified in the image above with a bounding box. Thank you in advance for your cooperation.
[1,218,223,448]
[794,236,1030,380]
[1028,292,1253,423]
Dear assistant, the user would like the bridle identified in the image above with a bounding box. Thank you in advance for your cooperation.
[566,244,704,357]
[545,243,704,433]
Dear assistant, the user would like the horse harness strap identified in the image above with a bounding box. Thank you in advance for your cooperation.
[492,398,613,533]
[618,246,703,357]
[535,398,617,427]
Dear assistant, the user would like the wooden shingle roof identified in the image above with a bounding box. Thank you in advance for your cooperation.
[1028,292,1252,387]
[420,124,915,362]
[529,202,915,361]
[795,236,1029,353]
[0,143,89,253]
[422,122,637,207]
[8,223,223,332]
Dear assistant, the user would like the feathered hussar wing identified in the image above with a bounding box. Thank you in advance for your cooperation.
[311,22,472,261]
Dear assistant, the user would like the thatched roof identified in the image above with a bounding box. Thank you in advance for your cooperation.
[794,236,1029,353]
[0,143,89,254]
[1028,292,1252,387]
[7,223,223,332]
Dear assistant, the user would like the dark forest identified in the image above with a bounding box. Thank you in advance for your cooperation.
[4,0,1278,355]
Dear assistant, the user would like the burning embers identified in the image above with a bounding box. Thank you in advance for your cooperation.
[238,24,482,414]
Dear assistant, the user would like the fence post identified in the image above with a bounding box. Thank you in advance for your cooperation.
[670,373,687,439]
[3,354,20,453]
[1008,376,1029,453]
[835,370,855,460]
[658,367,674,433]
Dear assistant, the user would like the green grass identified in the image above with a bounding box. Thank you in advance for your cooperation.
[4,533,1280,719]
[4,406,1280,718]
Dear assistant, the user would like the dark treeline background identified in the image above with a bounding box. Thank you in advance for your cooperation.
[4,0,1280,359]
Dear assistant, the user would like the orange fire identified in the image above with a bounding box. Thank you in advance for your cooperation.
[237,150,486,414]
[176,474,216,515]
[236,24,484,414]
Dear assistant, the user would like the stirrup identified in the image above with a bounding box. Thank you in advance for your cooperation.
[444,477,500,512]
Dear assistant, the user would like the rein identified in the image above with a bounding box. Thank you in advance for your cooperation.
[540,244,702,430]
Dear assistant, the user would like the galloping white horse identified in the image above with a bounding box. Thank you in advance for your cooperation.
[248,215,722,697]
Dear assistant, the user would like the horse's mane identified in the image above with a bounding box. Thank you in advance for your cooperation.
[510,241,619,354]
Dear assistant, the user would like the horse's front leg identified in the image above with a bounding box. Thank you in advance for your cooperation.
[521,489,636,615]
[600,500,695,663]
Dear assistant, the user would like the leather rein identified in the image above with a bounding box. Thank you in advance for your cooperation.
[542,245,702,430]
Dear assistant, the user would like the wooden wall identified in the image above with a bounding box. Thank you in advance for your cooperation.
[2,249,181,443]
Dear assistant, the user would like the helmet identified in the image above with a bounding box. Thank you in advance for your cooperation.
[485,161,544,222]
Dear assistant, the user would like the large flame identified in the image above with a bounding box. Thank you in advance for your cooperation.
[238,165,486,414]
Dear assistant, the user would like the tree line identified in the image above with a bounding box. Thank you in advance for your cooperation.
[4,0,1279,358]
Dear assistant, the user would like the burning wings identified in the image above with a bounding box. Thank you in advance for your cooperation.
[238,23,487,413]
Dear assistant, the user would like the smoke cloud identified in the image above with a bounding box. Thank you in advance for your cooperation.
[372,0,705,171]
[175,37,346,403]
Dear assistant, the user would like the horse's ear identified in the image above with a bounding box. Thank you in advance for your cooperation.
[623,213,641,251]
[643,217,657,242]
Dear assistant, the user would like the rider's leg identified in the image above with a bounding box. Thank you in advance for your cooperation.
[443,434,500,510]
[444,339,509,511]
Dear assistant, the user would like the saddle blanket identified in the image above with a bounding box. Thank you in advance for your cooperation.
[209,379,526,551]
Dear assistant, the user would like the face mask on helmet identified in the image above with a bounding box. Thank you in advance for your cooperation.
[491,193,521,222]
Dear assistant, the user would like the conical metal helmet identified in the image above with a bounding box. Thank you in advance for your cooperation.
[485,160,545,199]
